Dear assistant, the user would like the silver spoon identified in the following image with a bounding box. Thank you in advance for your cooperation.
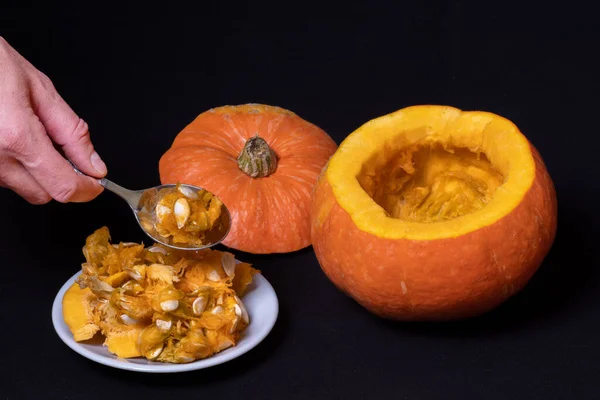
[68,161,231,251]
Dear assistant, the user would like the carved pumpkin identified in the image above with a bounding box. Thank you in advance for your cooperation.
[311,105,557,321]
[159,104,337,254]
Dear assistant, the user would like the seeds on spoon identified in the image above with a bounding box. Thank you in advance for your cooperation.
[151,184,225,247]
[63,162,228,251]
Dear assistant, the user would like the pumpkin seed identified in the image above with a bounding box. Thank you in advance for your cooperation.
[155,319,172,332]
[126,265,146,281]
[207,269,221,282]
[233,304,242,318]
[120,314,139,325]
[218,338,234,351]
[177,185,200,199]
[234,295,249,323]
[160,299,179,312]
[230,316,240,333]
[176,355,195,363]
[174,198,191,229]
[221,252,236,277]
[211,305,224,314]
[147,246,168,254]
[147,345,164,360]
[192,296,207,315]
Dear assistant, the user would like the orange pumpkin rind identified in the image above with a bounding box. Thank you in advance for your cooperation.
[311,105,557,321]
[159,104,338,254]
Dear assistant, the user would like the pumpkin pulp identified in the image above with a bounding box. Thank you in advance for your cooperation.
[326,106,535,240]
[357,144,504,223]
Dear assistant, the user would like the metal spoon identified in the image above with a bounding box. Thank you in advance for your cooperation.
[68,161,231,251]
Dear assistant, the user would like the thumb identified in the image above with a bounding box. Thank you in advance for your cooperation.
[29,72,108,178]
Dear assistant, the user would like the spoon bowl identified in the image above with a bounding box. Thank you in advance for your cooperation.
[131,183,231,251]
[70,161,231,251]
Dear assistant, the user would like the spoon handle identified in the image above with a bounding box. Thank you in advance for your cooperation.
[67,160,142,209]
[98,178,143,209]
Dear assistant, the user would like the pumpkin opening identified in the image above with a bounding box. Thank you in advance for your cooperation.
[326,106,537,240]
[357,143,504,223]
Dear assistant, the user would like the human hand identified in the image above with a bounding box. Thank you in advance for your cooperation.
[0,36,106,204]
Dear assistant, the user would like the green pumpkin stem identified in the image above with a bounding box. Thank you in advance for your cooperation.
[237,134,278,178]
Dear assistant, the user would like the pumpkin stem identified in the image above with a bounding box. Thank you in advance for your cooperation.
[237,134,278,178]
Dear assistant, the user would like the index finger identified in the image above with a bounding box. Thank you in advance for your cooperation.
[29,70,107,179]
[18,119,103,203]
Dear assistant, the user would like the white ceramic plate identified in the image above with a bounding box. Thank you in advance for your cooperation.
[52,270,279,373]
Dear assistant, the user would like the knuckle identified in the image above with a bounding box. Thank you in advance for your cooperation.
[52,182,79,203]
[0,125,29,157]
[36,71,56,91]
[71,118,90,143]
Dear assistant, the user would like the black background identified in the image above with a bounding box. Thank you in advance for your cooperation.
[1,2,599,399]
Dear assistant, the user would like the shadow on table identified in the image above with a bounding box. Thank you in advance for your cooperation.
[368,206,596,337]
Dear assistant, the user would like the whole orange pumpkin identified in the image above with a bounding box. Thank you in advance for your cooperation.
[311,105,557,321]
[159,104,337,254]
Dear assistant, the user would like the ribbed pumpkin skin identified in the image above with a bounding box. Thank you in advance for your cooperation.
[159,104,337,254]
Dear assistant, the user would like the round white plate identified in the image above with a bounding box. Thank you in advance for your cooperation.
[52,270,279,373]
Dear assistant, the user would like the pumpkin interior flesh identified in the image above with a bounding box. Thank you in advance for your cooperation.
[357,144,504,222]
[326,106,536,240]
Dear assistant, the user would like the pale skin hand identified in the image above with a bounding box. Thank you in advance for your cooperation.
[0,36,106,204]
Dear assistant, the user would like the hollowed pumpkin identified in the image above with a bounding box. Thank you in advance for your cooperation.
[159,104,337,254]
[310,105,557,321]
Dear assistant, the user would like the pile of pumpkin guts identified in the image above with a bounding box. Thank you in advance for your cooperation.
[62,227,258,363]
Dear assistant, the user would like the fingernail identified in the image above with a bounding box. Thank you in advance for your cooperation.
[90,152,107,175]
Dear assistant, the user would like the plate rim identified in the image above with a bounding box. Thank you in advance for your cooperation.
[52,270,279,373]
